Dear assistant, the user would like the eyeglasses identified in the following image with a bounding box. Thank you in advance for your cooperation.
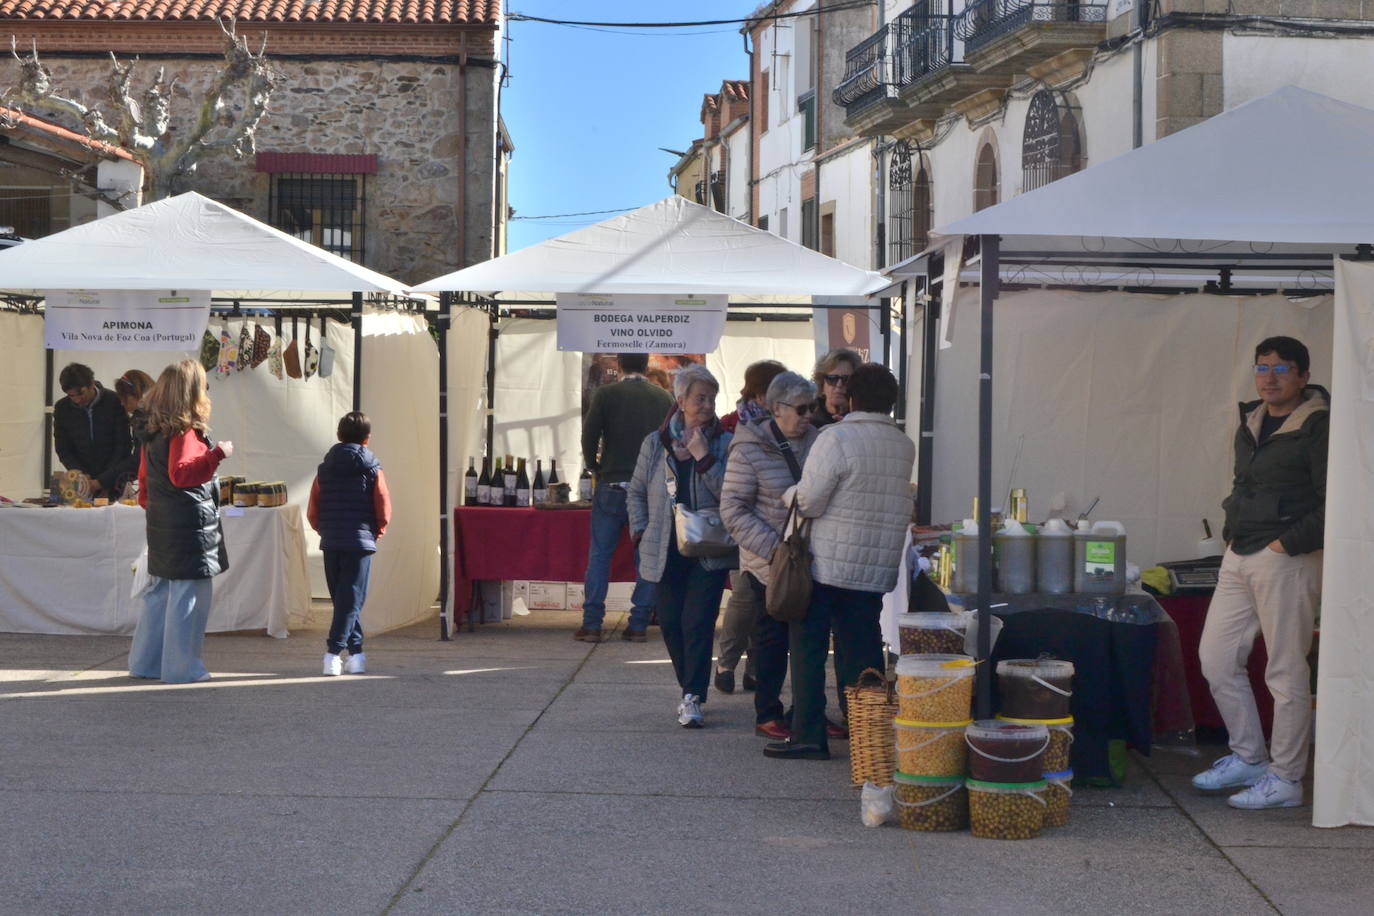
[1254,364,1294,375]
[823,373,852,387]
[785,402,814,416]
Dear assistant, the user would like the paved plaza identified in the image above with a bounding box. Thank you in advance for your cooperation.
[1,610,1370,915]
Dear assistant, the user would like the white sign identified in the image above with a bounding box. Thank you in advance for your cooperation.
[43,289,211,351]
[556,293,728,353]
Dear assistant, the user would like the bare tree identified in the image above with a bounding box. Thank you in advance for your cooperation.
[4,19,279,202]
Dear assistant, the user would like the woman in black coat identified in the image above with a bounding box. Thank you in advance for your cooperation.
[127,360,235,684]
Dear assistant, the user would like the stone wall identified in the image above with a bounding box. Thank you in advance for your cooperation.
[0,47,499,285]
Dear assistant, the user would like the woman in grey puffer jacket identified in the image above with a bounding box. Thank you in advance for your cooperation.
[720,372,818,739]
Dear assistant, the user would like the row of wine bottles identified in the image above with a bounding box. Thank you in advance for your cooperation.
[463,455,594,507]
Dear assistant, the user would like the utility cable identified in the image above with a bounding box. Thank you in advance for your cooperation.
[510,206,638,221]
[507,1,876,30]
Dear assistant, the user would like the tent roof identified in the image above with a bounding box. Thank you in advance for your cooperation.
[414,196,888,297]
[0,191,408,295]
[930,87,1374,258]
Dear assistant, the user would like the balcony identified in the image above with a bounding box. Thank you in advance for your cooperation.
[896,11,1008,111]
[833,24,912,136]
[957,1,1108,75]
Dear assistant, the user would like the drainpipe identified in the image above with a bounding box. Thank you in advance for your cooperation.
[457,49,469,267]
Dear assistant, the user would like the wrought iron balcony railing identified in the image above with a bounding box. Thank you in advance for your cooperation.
[833,23,898,111]
[956,1,1108,56]
[834,4,964,114]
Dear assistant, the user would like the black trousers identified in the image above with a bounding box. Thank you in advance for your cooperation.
[657,543,728,702]
[744,573,790,725]
[789,582,884,749]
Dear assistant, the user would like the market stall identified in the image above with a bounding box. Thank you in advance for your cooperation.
[894,87,1374,827]
[0,193,440,637]
[413,197,893,633]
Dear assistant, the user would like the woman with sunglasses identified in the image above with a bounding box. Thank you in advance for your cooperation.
[720,371,819,739]
[810,348,861,428]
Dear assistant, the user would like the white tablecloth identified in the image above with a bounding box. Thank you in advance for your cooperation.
[0,503,308,637]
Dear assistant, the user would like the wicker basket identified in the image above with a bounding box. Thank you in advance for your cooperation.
[846,667,898,787]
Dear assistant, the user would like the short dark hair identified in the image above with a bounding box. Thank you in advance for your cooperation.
[847,363,899,415]
[1255,336,1310,375]
[617,352,650,374]
[740,360,787,401]
[337,411,371,444]
[59,363,95,393]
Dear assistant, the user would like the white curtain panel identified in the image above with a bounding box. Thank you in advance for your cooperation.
[708,317,817,411]
[1314,260,1374,828]
[930,288,1332,567]
[0,312,46,499]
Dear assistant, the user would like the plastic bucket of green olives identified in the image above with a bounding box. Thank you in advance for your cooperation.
[893,717,972,777]
[1042,770,1073,827]
[893,772,968,832]
[896,612,969,655]
[967,779,1048,840]
[895,654,976,723]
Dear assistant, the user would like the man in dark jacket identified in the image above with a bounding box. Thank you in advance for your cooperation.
[53,363,131,495]
[576,352,673,643]
[1193,336,1327,810]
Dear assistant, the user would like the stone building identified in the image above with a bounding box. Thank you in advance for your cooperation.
[668,80,750,222]
[0,0,508,284]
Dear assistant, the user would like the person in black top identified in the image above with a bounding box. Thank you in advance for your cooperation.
[53,362,131,495]
[809,348,860,429]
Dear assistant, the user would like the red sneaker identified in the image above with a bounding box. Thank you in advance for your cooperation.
[826,720,849,740]
[755,720,793,740]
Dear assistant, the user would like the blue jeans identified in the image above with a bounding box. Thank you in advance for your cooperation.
[128,576,214,683]
[582,483,656,630]
[324,550,372,655]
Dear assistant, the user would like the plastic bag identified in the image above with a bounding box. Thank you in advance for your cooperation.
[130,545,152,600]
[860,781,895,828]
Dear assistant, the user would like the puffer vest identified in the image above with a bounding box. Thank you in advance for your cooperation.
[316,442,381,552]
[144,430,228,580]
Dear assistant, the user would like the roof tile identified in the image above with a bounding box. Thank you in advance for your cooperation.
[0,0,499,24]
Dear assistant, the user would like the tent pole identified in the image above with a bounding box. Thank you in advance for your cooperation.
[881,293,892,373]
[485,305,498,457]
[916,258,941,526]
[42,347,54,490]
[976,234,999,720]
[351,291,363,413]
[437,291,452,641]
[894,284,908,432]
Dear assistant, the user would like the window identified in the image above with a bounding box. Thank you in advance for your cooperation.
[779,206,789,240]
[799,90,817,152]
[258,152,377,263]
[709,169,726,212]
[0,186,52,237]
[758,214,769,231]
[758,71,770,135]
[1022,89,1084,192]
[888,141,932,264]
[820,209,835,258]
[974,143,999,212]
[801,198,818,250]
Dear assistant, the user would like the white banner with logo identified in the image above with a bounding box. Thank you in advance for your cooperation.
[43,289,211,350]
[555,293,728,353]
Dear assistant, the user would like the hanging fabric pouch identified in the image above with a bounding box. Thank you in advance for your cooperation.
[218,324,236,377]
[267,314,285,379]
[303,317,319,379]
[251,322,270,369]
[283,313,302,379]
[236,322,252,372]
[198,327,220,372]
[317,314,336,379]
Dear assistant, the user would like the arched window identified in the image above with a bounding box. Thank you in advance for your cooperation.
[888,141,934,265]
[1022,89,1085,192]
[974,142,999,212]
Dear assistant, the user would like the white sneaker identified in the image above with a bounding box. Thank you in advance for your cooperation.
[677,693,703,729]
[344,652,366,674]
[1191,753,1268,790]
[1228,771,1303,809]
[323,653,342,676]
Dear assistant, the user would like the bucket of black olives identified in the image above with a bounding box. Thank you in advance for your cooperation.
[892,772,968,832]
[967,779,1048,840]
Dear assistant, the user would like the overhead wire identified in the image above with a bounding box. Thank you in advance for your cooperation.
[507,1,877,30]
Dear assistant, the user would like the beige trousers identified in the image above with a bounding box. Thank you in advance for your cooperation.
[1199,546,1322,782]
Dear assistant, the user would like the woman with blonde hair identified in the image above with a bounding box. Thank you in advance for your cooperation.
[128,360,235,683]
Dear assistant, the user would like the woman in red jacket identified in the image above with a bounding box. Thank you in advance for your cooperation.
[128,360,234,683]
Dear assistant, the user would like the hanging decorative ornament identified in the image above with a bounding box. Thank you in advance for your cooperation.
[284,313,302,379]
[218,324,236,377]
[236,323,252,372]
[198,328,220,372]
[251,322,270,369]
[303,317,319,379]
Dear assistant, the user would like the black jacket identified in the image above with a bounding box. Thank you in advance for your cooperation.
[1222,385,1329,556]
[109,407,152,494]
[53,386,131,492]
[316,442,381,553]
[144,430,228,580]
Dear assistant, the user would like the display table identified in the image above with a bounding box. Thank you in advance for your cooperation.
[0,503,309,638]
[953,592,1193,782]
[453,506,637,624]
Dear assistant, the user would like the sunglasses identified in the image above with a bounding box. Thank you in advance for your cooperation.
[824,373,852,387]
[1254,364,1294,375]
[786,402,814,415]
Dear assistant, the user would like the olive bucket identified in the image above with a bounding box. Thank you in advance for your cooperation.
[967,779,1048,840]
[895,655,976,723]
[996,659,1074,719]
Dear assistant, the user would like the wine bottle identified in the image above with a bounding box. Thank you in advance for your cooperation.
[464,457,479,506]
[548,458,560,486]
[503,454,517,507]
[476,457,491,506]
[578,466,593,502]
[492,457,504,506]
[532,459,547,506]
[516,458,531,507]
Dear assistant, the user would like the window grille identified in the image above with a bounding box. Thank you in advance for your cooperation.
[1022,89,1084,192]
[889,140,915,265]
[269,173,367,262]
[974,143,999,212]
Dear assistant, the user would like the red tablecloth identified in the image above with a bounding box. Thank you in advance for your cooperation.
[1158,593,1273,735]
[452,506,637,624]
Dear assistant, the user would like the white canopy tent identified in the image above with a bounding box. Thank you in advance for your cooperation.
[895,87,1373,827]
[0,192,439,637]
[412,196,892,636]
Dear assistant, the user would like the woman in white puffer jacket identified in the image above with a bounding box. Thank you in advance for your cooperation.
[762,363,915,761]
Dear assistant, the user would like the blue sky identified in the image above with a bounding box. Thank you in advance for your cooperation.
[501,2,755,251]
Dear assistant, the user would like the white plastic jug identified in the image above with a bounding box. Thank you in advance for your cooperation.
[1074,520,1127,595]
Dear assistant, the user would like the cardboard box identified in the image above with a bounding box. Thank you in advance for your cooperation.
[567,582,632,613]
[527,581,568,610]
